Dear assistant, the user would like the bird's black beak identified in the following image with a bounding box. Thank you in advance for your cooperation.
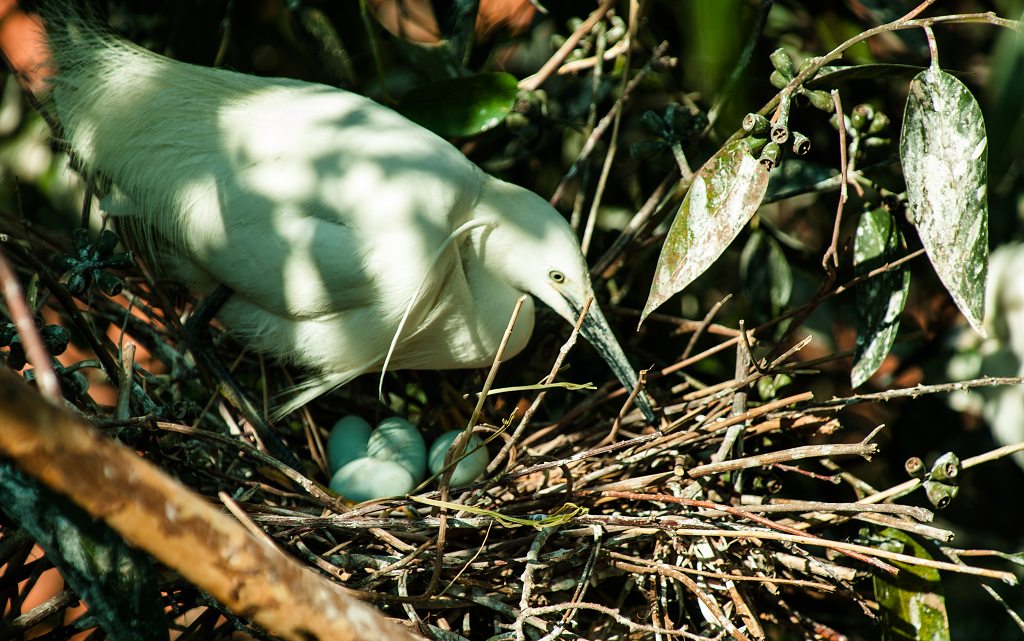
[572,300,657,423]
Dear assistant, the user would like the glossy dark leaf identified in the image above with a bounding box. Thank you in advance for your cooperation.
[900,64,989,333]
[642,139,770,323]
[852,208,910,387]
[872,528,951,641]
[740,230,792,324]
[398,72,519,137]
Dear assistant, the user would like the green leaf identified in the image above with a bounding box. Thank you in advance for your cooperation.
[852,208,910,387]
[740,230,792,323]
[642,139,770,323]
[900,64,989,333]
[872,528,951,641]
[397,72,519,137]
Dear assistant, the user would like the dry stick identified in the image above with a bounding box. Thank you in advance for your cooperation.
[518,0,616,92]
[220,491,280,548]
[607,551,835,590]
[856,441,1024,506]
[424,296,527,597]
[942,548,1024,634]
[711,329,753,464]
[3,591,80,637]
[732,500,932,522]
[593,392,828,491]
[521,599,713,641]
[592,170,678,279]
[612,560,753,641]
[811,376,1024,410]
[552,525,603,635]
[679,294,732,363]
[516,526,556,641]
[656,527,1015,584]
[685,438,877,478]
[152,420,341,509]
[628,244,923,401]
[852,512,953,542]
[602,369,649,444]
[0,247,60,400]
[115,342,136,420]
[487,298,593,474]
[0,368,422,641]
[551,41,671,207]
[557,39,629,75]
[676,390,814,438]
[598,489,896,575]
[899,0,940,21]
[498,430,660,483]
[580,0,638,256]
[822,89,847,271]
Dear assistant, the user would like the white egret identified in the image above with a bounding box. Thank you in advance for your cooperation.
[32,2,656,423]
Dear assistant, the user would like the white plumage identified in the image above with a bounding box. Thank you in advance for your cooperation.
[35,4,655,420]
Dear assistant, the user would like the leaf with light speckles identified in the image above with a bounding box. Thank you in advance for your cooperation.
[901,64,989,334]
[642,139,770,323]
[852,208,910,388]
[872,528,951,641]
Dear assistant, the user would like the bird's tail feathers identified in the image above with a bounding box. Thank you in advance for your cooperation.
[271,371,365,423]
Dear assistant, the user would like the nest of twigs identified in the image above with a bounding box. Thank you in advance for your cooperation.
[1,212,1019,641]
[3,3,1024,637]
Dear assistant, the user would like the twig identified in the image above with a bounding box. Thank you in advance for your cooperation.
[679,295,732,362]
[611,523,1016,583]
[822,89,847,271]
[592,171,678,280]
[811,377,1024,410]
[0,368,422,641]
[487,298,593,474]
[515,526,556,641]
[426,296,527,596]
[686,439,877,478]
[0,246,59,400]
[115,342,136,420]
[597,490,895,575]
[612,560,752,641]
[551,42,671,207]
[519,0,617,92]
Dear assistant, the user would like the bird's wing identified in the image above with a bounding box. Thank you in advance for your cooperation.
[53,38,483,321]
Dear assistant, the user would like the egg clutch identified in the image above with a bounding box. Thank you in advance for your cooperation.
[326,416,490,501]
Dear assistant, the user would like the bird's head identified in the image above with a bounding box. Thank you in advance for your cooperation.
[474,177,656,422]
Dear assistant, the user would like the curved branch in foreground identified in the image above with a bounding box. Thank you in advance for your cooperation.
[0,368,421,641]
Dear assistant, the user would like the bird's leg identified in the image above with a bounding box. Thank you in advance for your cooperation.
[184,285,301,469]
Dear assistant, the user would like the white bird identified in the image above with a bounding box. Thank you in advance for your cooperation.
[32,3,656,422]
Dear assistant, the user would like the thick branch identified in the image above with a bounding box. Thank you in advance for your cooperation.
[0,368,420,641]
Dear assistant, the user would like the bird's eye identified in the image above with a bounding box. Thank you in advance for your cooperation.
[549,270,566,283]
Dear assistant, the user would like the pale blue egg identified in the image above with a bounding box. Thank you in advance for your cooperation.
[367,417,427,480]
[329,457,416,502]
[327,415,373,472]
[428,430,490,487]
